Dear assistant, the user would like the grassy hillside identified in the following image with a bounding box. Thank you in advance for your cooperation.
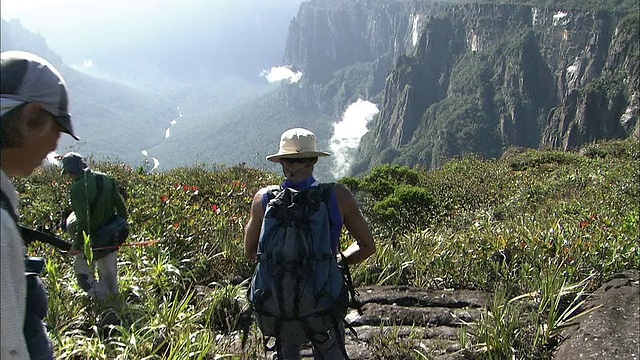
[15,138,639,359]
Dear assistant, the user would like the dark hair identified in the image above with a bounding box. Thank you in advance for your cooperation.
[0,103,27,148]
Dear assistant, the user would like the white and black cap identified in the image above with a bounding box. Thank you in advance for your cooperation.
[0,50,79,140]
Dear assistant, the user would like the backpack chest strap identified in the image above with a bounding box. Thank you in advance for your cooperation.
[256,252,334,262]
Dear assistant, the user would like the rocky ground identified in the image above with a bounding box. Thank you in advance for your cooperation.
[339,286,484,360]
[235,270,639,359]
[246,286,485,360]
[553,269,639,360]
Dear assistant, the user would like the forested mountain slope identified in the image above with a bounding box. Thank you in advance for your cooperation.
[281,0,639,175]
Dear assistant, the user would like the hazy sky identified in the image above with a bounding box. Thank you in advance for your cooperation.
[1,0,188,65]
[1,0,85,14]
[2,0,304,81]
[1,0,161,32]
[1,0,184,20]
[0,0,227,43]
[1,0,300,35]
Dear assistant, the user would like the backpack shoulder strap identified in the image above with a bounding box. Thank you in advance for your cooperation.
[265,185,280,199]
[317,182,335,191]
[316,182,335,203]
[89,173,104,214]
[261,185,281,211]
[0,190,18,223]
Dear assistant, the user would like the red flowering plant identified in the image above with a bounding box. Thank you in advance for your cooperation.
[115,164,281,285]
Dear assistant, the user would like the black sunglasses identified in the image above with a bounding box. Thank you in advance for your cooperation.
[280,158,312,164]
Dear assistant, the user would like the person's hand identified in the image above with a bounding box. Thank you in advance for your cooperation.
[68,249,81,256]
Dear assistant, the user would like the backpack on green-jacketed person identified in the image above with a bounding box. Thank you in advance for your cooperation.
[248,182,350,356]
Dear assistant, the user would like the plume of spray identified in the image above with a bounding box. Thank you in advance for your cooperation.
[330,99,379,179]
[260,65,302,83]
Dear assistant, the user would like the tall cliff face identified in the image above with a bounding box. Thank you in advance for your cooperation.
[542,12,639,149]
[282,1,450,115]
[282,0,638,173]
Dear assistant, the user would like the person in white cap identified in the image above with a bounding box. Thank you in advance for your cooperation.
[244,127,376,359]
[1,50,79,360]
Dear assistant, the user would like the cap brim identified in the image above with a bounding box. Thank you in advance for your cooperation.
[54,114,79,140]
[266,151,330,162]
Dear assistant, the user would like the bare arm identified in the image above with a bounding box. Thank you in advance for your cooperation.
[335,183,376,265]
[243,190,265,261]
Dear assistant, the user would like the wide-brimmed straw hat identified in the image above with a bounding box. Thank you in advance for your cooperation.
[266,128,330,162]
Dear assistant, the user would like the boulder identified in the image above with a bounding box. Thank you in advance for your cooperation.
[554,270,640,359]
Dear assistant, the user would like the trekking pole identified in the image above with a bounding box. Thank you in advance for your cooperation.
[91,239,159,252]
[338,253,363,315]
[21,226,72,251]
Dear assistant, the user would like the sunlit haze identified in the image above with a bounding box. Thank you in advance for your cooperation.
[1,0,360,179]
[1,0,165,37]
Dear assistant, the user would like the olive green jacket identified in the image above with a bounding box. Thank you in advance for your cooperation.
[69,169,127,250]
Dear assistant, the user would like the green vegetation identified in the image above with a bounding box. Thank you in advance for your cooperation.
[319,56,390,111]
[16,138,639,359]
[338,0,639,15]
[368,25,558,172]
[582,70,629,99]
[473,0,638,15]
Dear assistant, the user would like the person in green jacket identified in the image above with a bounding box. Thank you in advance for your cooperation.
[61,152,127,301]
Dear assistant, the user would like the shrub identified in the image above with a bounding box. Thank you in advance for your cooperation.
[506,148,584,171]
[371,185,436,229]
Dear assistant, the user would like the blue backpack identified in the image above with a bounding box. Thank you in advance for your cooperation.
[248,183,349,350]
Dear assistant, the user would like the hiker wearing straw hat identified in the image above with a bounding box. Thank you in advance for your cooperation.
[244,128,376,359]
[1,50,80,360]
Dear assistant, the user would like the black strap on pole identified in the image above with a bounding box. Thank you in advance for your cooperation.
[1,190,72,251]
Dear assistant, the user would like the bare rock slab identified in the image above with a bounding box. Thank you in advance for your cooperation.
[554,270,640,360]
